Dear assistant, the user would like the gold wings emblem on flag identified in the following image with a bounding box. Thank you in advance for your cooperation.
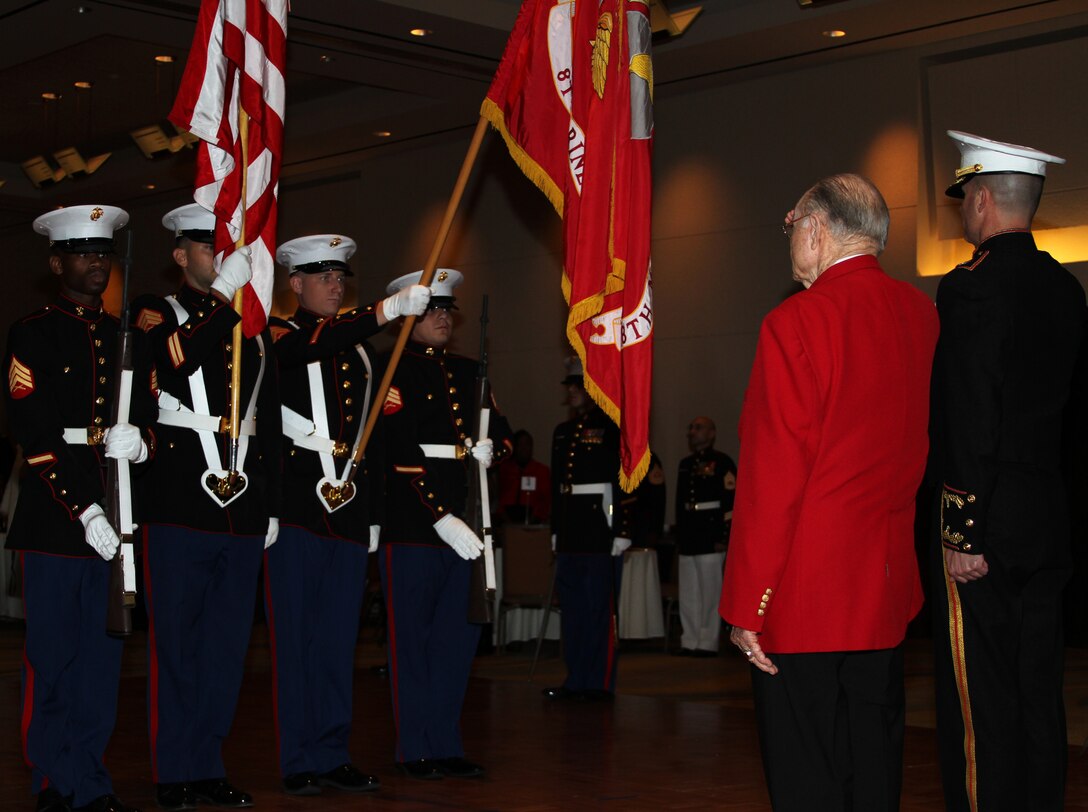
[592,13,612,100]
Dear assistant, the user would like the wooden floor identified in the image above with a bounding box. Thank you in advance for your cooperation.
[1,619,1086,811]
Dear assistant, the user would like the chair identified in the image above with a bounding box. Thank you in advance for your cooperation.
[495,526,558,674]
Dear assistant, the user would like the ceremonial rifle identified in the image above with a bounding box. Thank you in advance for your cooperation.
[466,295,496,624]
[105,231,137,637]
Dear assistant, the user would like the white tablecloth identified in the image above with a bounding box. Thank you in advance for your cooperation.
[618,547,663,639]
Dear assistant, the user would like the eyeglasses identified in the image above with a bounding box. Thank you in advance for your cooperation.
[782,212,814,238]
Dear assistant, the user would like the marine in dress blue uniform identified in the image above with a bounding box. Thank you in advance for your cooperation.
[263,235,429,796]
[377,269,512,780]
[675,416,735,656]
[5,206,153,812]
[544,362,633,700]
[929,132,1087,812]
[131,204,281,810]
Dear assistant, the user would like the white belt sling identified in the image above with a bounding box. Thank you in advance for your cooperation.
[162,295,266,507]
[280,326,372,513]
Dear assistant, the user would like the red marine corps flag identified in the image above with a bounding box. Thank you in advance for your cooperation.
[169,0,287,337]
[482,0,655,491]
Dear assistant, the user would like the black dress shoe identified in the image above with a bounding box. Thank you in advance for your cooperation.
[155,784,196,812]
[434,758,484,779]
[38,789,73,812]
[75,795,140,812]
[395,760,443,780]
[316,764,380,793]
[282,773,320,796]
[189,780,252,809]
[541,685,574,700]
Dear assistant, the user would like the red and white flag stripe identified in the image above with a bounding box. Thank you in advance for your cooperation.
[170,0,287,337]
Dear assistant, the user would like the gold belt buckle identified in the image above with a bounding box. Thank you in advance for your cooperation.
[455,445,467,460]
[332,441,350,459]
[87,426,106,446]
[559,483,572,495]
[218,416,232,434]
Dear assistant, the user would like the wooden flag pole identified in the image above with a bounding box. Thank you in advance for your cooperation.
[227,109,248,474]
[321,116,490,507]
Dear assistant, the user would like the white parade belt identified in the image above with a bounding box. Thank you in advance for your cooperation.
[157,393,256,436]
[62,426,106,446]
[685,500,722,512]
[560,481,614,530]
[281,406,351,457]
[419,443,468,460]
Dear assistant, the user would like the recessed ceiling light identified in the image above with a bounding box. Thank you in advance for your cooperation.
[319,54,335,63]
[143,183,156,190]
[155,55,174,63]
[74,81,93,89]
[41,92,61,101]
[76,5,92,13]
[409,28,432,37]
[823,29,846,38]
[373,131,392,138]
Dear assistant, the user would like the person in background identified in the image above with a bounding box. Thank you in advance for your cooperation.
[497,429,551,525]
[6,204,153,812]
[721,174,939,811]
[675,417,734,657]
[543,359,633,702]
[928,131,1087,812]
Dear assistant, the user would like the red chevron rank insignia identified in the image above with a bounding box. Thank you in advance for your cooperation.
[8,355,34,399]
[383,386,403,415]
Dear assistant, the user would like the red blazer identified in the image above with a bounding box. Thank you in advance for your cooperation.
[720,255,938,653]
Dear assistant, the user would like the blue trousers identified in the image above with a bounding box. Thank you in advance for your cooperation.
[143,525,263,783]
[556,553,622,693]
[379,543,481,763]
[20,552,122,807]
[263,527,369,776]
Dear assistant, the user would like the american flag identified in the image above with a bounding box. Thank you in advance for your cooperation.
[169,0,287,337]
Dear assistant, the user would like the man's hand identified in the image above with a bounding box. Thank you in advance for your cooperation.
[468,437,494,469]
[945,549,989,584]
[729,625,778,675]
[433,514,483,560]
[210,246,253,301]
[265,517,279,549]
[380,284,431,322]
[104,423,148,463]
[79,504,119,560]
[369,525,381,554]
[610,537,632,557]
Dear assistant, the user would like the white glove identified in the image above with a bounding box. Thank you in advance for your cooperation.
[210,246,253,301]
[79,504,119,560]
[468,437,494,469]
[369,525,380,554]
[551,533,557,553]
[265,517,279,549]
[611,537,632,557]
[433,514,483,560]
[381,284,431,320]
[104,423,148,464]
